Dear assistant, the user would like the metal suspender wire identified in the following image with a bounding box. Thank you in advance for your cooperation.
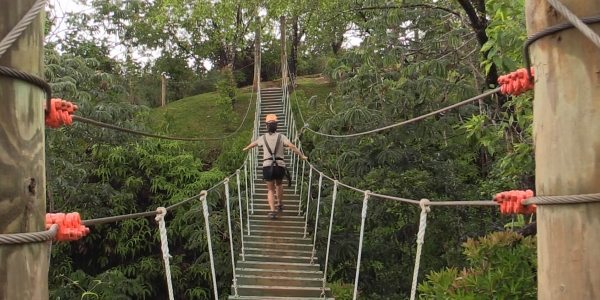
[250,151,255,215]
[224,179,239,297]
[200,192,219,300]
[290,146,297,191]
[321,181,338,297]
[155,207,175,300]
[236,171,246,261]
[303,167,314,238]
[293,145,300,195]
[299,157,306,215]
[251,149,256,215]
[310,172,324,264]
[353,191,370,300]
[244,163,251,235]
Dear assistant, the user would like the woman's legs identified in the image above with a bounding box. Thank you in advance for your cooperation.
[275,179,284,208]
[266,180,277,212]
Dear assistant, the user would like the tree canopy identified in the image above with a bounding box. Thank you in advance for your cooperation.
[39,0,537,298]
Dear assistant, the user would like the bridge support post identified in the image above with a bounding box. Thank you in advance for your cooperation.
[280,15,287,88]
[0,1,49,299]
[525,1,600,299]
[253,16,261,91]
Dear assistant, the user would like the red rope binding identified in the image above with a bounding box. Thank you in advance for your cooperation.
[493,189,536,214]
[45,98,78,128]
[498,68,535,96]
[46,212,90,241]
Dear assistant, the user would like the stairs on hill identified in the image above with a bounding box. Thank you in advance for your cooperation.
[229,88,334,299]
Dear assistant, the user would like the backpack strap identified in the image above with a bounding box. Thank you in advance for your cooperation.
[263,133,283,163]
[263,134,291,186]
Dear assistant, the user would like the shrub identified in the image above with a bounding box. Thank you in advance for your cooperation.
[418,231,537,299]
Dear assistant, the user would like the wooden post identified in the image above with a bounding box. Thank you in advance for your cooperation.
[161,73,166,108]
[0,1,49,299]
[526,1,600,299]
[280,15,287,88]
[253,17,261,91]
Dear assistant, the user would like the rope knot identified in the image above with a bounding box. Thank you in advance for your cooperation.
[364,190,371,197]
[493,189,536,214]
[46,212,89,242]
[200,190,208,197]
[224,177,230,184]
[45,98,78,128]
[333,180,339,185]
[419,199,431,213]
[236,169,240,174]
[155,207,167,222]
[498,68,535,96]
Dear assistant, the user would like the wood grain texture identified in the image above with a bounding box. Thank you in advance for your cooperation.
[280,15,287,87]
[0,0,48,299]
[253,17,261,91]
[526,0,600,299]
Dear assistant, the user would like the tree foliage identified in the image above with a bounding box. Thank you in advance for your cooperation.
[41,0,540,298]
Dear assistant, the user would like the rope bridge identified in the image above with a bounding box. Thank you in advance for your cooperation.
[3,0,600,299]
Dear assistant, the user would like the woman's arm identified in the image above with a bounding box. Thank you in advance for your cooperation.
[285,142,308,160]
[243,141,259,151]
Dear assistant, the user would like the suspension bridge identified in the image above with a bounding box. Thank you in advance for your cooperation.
[3,0,600,299]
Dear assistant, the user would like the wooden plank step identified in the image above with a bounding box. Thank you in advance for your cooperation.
[243,240,312,251]
[243,253,315,264]
[245,234,312,245]
[232,285,330,298]
[235,267,322,279]
[244,247,312,257]
[236,274,322,288]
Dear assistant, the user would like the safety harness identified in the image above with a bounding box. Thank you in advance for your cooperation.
[263,133,292,187]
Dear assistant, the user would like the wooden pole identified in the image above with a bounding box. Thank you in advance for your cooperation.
[0,1,49,299]
[161,73,166,108]
[526,1,600,299]
[280,15,287,88]
[253,17,261,91]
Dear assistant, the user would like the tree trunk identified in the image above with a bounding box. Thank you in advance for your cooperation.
[290,17,300,84]
[0,1,49,299]
[527,1,600,298]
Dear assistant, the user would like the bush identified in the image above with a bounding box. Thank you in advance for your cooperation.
[329,281,355,300]
[417,231,537,299]
[214,68,239,130]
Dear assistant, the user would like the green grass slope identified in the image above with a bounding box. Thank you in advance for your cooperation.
[148,74,336,160]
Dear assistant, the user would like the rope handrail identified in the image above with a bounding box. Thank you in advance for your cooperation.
[71,83,254,141]
[81,168,240,227]
[0,162,248,244]
[302,87,501,138]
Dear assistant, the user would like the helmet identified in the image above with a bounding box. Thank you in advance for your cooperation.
[265,114,278,123]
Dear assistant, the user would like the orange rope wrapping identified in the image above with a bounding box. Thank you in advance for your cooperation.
[498,68,535,96]
[494,189,536,214]
[45,98,78,128]
[46,212,90,241]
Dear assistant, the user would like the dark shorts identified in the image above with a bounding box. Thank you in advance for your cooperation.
[263,166,286,181]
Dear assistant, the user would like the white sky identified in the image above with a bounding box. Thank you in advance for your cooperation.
[48,0,362,71]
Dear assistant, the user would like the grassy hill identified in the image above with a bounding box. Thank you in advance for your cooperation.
[148,74,336,161]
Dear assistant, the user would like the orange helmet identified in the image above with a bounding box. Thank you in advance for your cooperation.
[265,114,278,123]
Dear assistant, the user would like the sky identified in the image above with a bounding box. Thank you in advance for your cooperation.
[48,0,363,70]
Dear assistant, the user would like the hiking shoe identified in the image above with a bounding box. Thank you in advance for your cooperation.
[276,205,284,212]
[267,211,277,219]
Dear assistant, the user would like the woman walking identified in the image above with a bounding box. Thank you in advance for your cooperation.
[243,114,308,218]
